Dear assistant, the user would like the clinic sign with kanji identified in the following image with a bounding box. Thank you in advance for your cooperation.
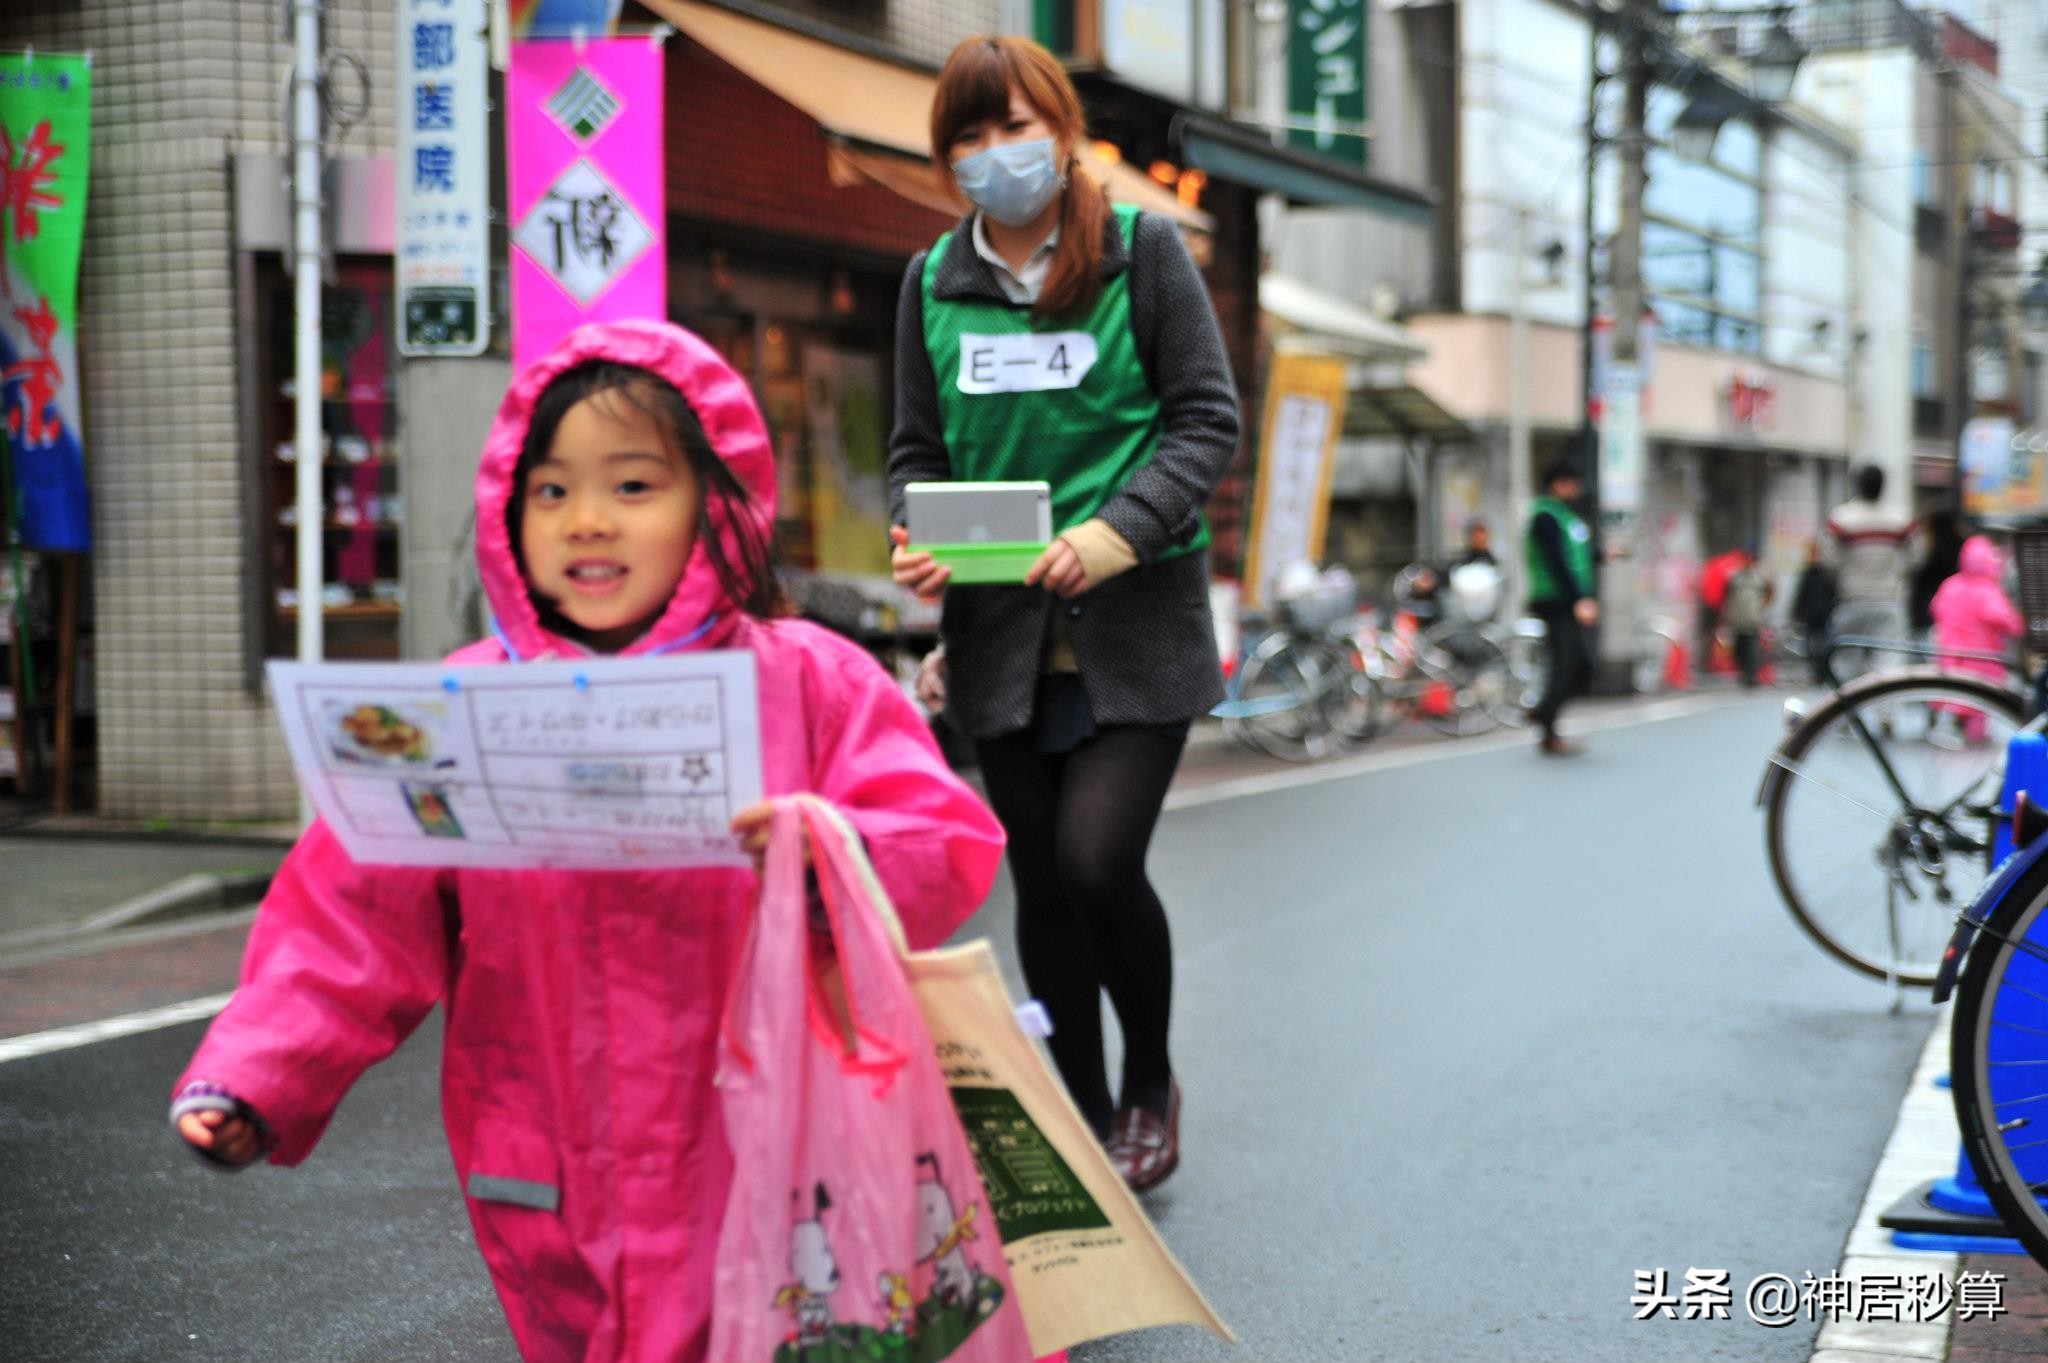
[507,38,664,370]
[0,52,91,553]
[1287,0,1368,167]
[396,0,491,357]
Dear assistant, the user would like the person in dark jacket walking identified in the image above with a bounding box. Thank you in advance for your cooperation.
[1791,539,1838,683]
[886,35,1241,1193]
[1910,508,1965,642]
[1525,461,1598,755]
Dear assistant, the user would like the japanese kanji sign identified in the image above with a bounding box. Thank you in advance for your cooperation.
[509,39,665,370]
[396,0,491,356]
[0,53,91,553]
[1241,352,1349,610]
[1287,0,1369,167]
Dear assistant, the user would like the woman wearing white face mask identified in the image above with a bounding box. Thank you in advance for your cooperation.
[887,35,1242,1194]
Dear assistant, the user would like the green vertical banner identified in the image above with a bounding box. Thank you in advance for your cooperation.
[0,53,91,552]
[1287,0,1369,168]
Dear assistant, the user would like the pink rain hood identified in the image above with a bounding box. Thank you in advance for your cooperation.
[176,321,1006,1362]
[1933,534,2024,671]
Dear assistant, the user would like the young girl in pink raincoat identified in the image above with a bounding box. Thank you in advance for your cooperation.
[1932,534,2025,742]
[169,320,1007,1362]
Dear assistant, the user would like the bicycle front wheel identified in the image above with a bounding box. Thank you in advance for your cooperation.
[1419,626,1518,738]
[1233,631,1349,763]
[1764,670,2024,985]
[1951,853,2048,1267]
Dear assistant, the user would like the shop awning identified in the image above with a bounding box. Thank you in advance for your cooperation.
[1342,383,1471,441]
[1172,111,1435,226]
[649,0,1213,232]
[1261,272,1426,361]
[647,0,933,158]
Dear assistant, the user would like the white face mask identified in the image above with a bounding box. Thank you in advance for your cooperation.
[952,137,1064,227]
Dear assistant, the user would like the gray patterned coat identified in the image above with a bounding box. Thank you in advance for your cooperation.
[887,210,1243,740]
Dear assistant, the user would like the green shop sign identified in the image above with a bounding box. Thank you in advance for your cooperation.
[1288,0,1369,167]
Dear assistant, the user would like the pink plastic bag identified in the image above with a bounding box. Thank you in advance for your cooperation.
[710,796,1034,1363]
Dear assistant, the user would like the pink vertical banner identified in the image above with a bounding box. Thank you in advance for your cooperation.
[508,38,666,371]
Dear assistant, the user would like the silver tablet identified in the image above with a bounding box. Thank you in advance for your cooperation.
[904,481,1053,546]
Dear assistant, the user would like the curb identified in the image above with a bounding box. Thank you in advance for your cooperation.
[2,819,296,847]
[0,870,273,958]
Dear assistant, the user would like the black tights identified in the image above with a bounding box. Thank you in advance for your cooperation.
[976,724,1188,1138]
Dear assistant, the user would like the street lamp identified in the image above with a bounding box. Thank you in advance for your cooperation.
[1748,18,1808,103]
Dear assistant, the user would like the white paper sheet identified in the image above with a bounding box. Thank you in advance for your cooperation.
[267,653,763,869]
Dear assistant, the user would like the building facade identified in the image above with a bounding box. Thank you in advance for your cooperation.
[1396,0,1857,646]
[12,0,1384,819]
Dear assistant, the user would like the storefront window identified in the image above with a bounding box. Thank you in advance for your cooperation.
[1641,221,1761,354]
[258,257,403,660]
[1637,96,1764,359]
[1644,157,1760,246]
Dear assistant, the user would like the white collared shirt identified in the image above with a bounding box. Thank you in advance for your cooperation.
[970,213,1060,305]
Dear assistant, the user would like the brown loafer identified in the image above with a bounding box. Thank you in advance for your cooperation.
[1108,1081,1180,1192]
[1539,734,1584,757]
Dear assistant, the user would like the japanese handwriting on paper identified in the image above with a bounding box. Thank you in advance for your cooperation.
[534,184,626,276]
[414,83,456,132]
[0,119,65,292]
[413,22,456,71]
[4,295,64,448]
[415,145,457,193]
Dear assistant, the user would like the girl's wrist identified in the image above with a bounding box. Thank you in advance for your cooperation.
[170,1081,277,1168]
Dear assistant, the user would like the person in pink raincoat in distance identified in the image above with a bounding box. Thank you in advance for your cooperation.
[168,320,1007,1363]
[1931,534,2025,744]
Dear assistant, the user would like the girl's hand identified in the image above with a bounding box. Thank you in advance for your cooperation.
[731,802,810,874]
[890,527,951,602]
[177,1109,261,1167]
[914,647,947,714]
[1025,538,1087,598]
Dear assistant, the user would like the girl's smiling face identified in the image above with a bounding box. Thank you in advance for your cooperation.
[519,387,700,652]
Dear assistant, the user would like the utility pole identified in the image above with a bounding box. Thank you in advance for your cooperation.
[1609,0,1650,377]
[291,0,325,666]
[1509,205,1533,619]
[1594,0,1653,687]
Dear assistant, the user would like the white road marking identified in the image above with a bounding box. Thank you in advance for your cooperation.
[0,991,234,1064]
[1167,690,1750,812]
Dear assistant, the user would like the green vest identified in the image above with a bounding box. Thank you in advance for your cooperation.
[1526,495,1594,604]
[921,204,1206,558]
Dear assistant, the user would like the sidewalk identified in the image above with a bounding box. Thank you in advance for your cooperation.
[0,833,287,946]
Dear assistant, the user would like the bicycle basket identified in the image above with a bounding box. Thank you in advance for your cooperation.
[2015,529,2048,653]
[1280,578,1358,634]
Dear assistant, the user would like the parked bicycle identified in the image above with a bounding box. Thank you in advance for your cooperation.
[1757,636,2026,992]
[1924,526,2048,1276]
[1213,567,1368,764]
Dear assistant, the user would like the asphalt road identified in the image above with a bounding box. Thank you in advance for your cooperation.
[0,692,1938,1361]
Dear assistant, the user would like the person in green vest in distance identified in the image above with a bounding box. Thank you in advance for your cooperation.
[887,35,1242,1194]
[1525,460,1599,755]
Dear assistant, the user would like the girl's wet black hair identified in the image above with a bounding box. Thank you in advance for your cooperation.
[507,360,789,642]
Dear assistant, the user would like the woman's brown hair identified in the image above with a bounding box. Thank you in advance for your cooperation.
[930,34,1109,319]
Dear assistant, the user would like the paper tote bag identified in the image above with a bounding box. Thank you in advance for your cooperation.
[796,798,1234,1358]
[711,796,1034,1363]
